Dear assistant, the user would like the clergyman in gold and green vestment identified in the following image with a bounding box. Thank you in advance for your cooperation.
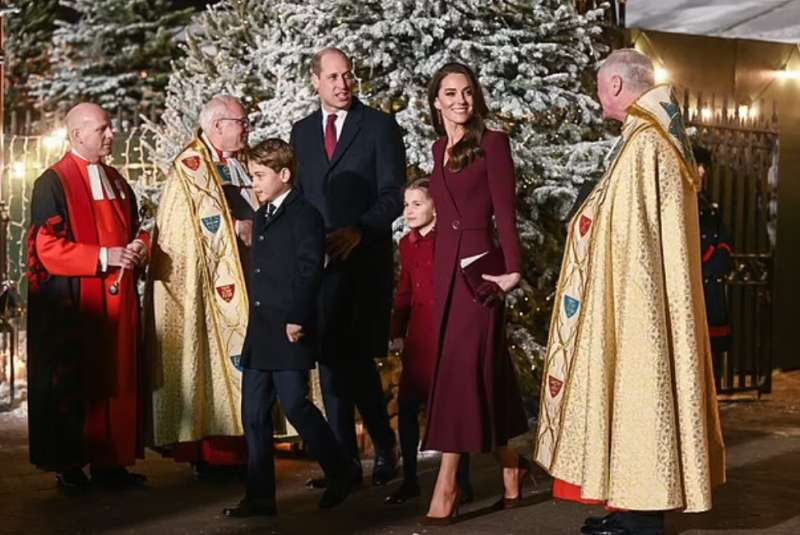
[535,51,725,532]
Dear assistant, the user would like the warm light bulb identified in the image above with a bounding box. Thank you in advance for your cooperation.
[43,128,68,151]
[700,107,713,121]
[655,67,670,84]
[776,70,800,80]
[12,161,26,179]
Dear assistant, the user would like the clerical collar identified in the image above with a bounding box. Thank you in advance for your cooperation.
[201,132,238,163]
[70,149,100,165]
[69,150,118,201]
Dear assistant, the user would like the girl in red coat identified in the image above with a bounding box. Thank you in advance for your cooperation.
[385,179,471,505]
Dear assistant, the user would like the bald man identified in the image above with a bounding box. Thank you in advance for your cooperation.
[148,95,256,476]
[534,49,726,535]
[27,102,150,489]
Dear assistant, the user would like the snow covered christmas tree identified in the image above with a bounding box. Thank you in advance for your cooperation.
[153,0,611,408]
[33,0,193,117]
[4,0,59,127]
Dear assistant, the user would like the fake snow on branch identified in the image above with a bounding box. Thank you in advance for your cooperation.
[149,0,614,400]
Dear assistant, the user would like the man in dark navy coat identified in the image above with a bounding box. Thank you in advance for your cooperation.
[290,47,405,488]
[223,139,356,517]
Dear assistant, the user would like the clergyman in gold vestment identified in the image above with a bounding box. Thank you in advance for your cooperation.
[535,50,726,534]
[147,96,256,472]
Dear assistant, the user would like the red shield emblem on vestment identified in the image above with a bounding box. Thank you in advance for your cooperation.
[182,156,201,171]
[579,215,592,237]
[216,284,235,302]
[548,375,564,398]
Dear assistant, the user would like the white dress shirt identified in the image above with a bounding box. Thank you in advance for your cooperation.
[321,108,348,141]
[267,187,292,213]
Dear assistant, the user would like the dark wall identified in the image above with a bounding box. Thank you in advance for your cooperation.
[633,30,800,370]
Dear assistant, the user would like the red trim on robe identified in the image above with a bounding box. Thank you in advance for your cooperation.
[702,244,716,263]
[172,437,247,466]
[553,479,627,512]
[709,325,732,338]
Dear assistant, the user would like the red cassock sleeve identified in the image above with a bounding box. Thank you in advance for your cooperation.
[35,224,100,277]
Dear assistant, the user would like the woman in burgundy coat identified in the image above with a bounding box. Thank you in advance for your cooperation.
[421,63,532,523]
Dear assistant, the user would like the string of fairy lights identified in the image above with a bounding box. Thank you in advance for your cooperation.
[3,127,164,293]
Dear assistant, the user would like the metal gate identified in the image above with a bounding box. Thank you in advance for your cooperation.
[685,91,779,395]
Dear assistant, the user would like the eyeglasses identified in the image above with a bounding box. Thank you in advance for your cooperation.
[218,117,251,128]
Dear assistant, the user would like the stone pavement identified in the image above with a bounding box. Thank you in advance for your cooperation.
[1,371,798,535]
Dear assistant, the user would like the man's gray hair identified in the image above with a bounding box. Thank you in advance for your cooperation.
[599,48,655,91]
[199,95,242,133]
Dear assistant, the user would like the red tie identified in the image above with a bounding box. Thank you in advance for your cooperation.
[325,113,338,160]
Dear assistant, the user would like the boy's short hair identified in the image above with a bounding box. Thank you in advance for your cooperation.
[406,177,431,196]
[247,138,297,183]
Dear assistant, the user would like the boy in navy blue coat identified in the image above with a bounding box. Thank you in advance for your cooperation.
[223,139,356,518]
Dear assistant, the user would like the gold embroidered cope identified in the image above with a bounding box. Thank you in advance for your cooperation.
[535,85,726,513]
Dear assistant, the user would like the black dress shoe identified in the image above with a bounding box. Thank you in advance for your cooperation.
[223,498,277,518]
[319,461,361,509]
[306,464,363,490]
[91,467,147,488]
[581,512,664,535]
[56,468,91,488]
[384,481,421,504]
[580,526,664,535]
[584,512,621,528]
[372,452,398,486]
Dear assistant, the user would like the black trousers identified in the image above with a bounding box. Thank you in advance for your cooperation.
[242,367,345,500]
[614,511,665,531]
[318,358,396,462]
[398,398,472,490]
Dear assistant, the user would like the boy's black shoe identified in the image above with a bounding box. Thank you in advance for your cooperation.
[223,497,277,518]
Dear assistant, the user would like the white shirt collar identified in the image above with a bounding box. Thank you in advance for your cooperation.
[268,187,292,211]
[321,108,348,139]
[71,148,98,164]
[71,150,116,200]
[201,132,223,162]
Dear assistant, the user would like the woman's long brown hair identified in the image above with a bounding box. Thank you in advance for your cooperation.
[427,63,489,173]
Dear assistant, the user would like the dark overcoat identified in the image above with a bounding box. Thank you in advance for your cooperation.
[290,97,405,362]
[241,190,325,371]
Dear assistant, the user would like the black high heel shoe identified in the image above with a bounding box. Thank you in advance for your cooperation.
[493,455,536,510]
[420,488,461,526]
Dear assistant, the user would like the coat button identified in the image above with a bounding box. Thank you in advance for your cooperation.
[254,301,261,307]
[701,234,707,239]
[451,219,461,230]
[258,235,265,241]
[255,268,261,274]
[704,278,709,284]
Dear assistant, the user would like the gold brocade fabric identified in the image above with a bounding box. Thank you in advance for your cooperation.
[535,85,726,513]
[147,134,249,446]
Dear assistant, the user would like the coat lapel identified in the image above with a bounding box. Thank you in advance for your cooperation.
[327,98,364,173]
[309,109,326,164]
[434,138,461,217]
[258,189,297,232]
